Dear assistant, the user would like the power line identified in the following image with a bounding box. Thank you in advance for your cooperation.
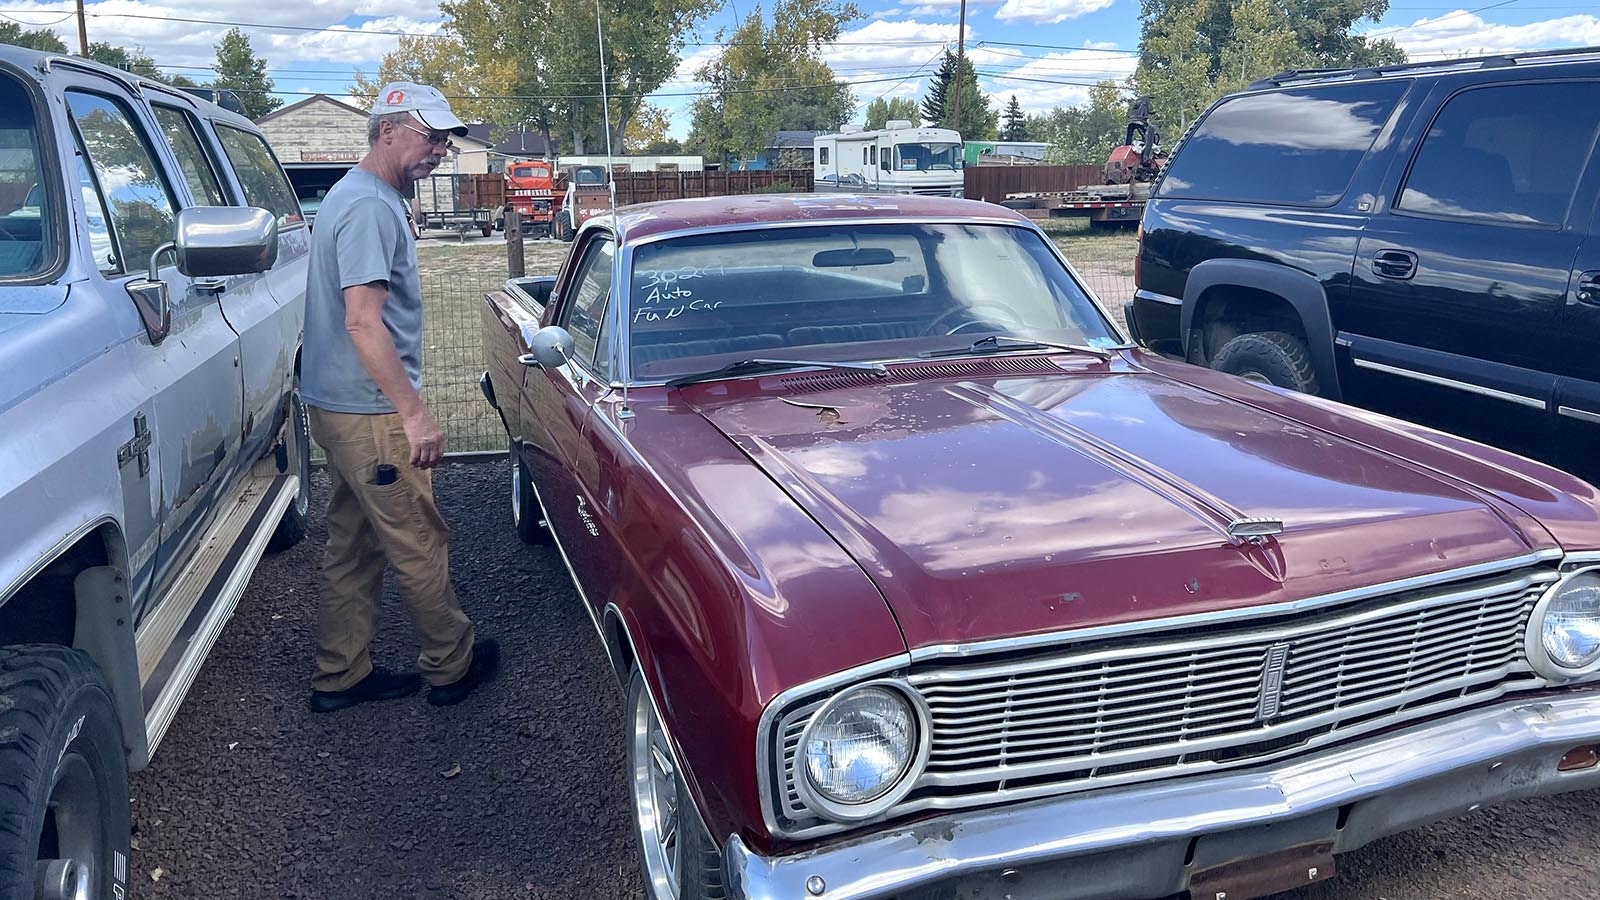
[1361,0,1523,38]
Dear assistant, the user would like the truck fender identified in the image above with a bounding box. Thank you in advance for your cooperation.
[72,566,150,770]
[1181,259,1342,402]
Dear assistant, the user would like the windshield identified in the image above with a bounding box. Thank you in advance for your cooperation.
[0,70,53,279]
[894,142,964,172]
[626,222,1116,379]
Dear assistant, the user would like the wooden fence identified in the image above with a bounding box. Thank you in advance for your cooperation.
[610,169,814,204]
[964,165,1104,204]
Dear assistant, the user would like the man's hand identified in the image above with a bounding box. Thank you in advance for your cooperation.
[402,409,446,468]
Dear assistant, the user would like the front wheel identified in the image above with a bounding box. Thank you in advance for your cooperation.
[627,671,725,900]
[1211,331,1320,395]
[510,441,552,545]
[0,645,131,900]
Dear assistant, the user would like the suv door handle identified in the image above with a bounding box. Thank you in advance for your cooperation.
[1578,271,1600,307]
[1372,249,1418,280]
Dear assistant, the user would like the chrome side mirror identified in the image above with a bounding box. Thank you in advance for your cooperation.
[174,205,278,278]
[519,326,575,368]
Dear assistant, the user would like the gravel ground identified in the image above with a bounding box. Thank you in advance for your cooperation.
[128,459,1600,900]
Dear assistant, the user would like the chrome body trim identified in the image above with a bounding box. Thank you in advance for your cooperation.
[1133,288,1182,306]
[1350,358,1545,409]
[726,691,1600,900]
[1557,405,1600,426]
[907,549,1561,661]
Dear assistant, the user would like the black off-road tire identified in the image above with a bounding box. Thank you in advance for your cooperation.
[627,672,725,900]
[555,214,574,243]
[267,379,311,553]
[0,645,131,900]
[1211,331,1320,395]
[510,442,552,545]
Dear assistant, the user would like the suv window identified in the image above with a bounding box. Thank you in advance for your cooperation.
[1397,81,1600,227]
[1156,80,1409,207]
[214,124,302,228]
[561,238,614,375]
[0,70,53,279]
[66,91,177,275]
[153,106,229,206]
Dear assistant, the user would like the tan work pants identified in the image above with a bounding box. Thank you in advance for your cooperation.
[308,407,474,691]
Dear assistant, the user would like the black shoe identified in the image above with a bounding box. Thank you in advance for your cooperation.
[427,639,501,707]
[308,668,421,713]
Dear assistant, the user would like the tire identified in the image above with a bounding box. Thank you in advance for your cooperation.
[267,378,310,553]
[555,214,574,242]
[627,671,724,900]
[0,645,131,900]
[1211,331,1320,395]
[480,224,493,238]
[510,441,551,545]
[999,199,1033,210]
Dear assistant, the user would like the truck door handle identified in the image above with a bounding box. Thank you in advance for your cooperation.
[1578,271,1600,307]
[1371,250,1418,280]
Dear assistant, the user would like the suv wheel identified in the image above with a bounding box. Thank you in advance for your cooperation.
[0,646,130,900]
[1211,331,1320,395]
[627,671,725,900]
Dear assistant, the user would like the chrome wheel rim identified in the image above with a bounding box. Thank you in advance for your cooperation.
[290,387,310,517]
[35,752,99,900]
[631,684,681,899]
[509,442,523,526]
[1236,369,1271,385]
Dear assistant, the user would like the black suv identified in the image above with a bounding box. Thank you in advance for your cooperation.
[1128,47,1600,483]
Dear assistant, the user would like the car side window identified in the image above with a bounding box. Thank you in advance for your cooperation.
[213,124,303,228]
[1397,81,1600,227]
[152,106,230,206]
[560,237,615,376]
[66,91,178,276]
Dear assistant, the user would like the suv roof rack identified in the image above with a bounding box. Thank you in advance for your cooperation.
[1248,44,1600,91]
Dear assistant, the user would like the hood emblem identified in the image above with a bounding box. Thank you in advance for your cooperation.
[1227,517,1284,544]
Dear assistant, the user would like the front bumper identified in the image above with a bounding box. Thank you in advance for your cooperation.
[725,692,1600,900]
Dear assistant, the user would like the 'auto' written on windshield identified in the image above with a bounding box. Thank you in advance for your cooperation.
[635,265,728,322]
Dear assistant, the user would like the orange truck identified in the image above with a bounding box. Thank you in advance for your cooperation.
[498,159,558,237]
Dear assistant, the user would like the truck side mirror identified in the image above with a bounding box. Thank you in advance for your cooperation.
[174,205,279,278]
[519,326,575,368]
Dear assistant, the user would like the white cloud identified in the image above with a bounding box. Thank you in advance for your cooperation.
[982,47,1137,113]
[994,0,1116,25]
[1384,12,1600,59]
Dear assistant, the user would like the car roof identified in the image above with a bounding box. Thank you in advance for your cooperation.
[611,193,1028,243]
[1247,44,1600,92]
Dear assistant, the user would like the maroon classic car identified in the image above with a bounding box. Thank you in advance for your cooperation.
[480,194,1600,900]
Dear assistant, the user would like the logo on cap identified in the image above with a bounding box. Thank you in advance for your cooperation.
[385,89,405,105]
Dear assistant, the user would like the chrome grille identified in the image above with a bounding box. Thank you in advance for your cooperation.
[773,565,1555,833]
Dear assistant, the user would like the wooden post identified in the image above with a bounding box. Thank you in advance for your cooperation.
[505,207,524,278]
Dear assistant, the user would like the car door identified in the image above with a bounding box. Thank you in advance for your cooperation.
[60,76,244,616]
[207,120,310,464]
[1342,77,1600,467]
[522,231,616,601]
[1553,177,1600,484]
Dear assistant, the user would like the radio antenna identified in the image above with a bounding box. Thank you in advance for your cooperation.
[594,0,632,417]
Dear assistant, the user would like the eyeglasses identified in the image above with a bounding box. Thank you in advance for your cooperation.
[399,121,457,153]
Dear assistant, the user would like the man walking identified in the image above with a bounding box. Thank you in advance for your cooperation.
[301,82,498,712]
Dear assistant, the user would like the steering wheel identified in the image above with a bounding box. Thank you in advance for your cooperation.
[926,304,1025,336]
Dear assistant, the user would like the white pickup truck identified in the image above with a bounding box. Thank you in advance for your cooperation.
[0,47,310,900]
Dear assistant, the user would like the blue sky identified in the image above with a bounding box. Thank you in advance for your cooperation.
[2,0,1597,139]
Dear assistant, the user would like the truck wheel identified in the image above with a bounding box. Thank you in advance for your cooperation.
[1211,331,1320,395]
[267,379,310,552]
[510,440,551,545]
[481,224,493,238]
[0,645,131,900]
[627,671,725,900]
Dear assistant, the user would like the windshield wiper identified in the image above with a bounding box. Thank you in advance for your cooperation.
[918,335,1114,359]
[665,358,889,388]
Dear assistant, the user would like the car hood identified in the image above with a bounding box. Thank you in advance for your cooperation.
[685,355,1562,651]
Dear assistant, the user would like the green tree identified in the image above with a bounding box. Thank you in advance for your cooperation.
[211,28,281,119]
[863,96,920,130]
[0,20,67,53]
[1001,95,1027,141]
[624,103,679,153]
[1035,79,1128,164]
[1136,0,1404,135]
[686,0,859,166]
[921,52,996,139]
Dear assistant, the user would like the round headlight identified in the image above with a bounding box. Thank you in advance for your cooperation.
[1540,570,1600,671]
[799,684,925,819]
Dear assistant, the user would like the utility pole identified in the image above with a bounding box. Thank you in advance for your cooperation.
[951,0,967,133]
[74,0,88,55]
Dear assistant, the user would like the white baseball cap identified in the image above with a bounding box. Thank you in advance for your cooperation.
[370,82,469,136]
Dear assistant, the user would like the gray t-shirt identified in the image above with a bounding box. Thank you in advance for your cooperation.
[302,166,423,414]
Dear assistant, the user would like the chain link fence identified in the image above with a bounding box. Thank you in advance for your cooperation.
[406,217,1138,454]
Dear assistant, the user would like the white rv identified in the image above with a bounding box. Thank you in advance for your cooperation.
[813,120,964,196]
